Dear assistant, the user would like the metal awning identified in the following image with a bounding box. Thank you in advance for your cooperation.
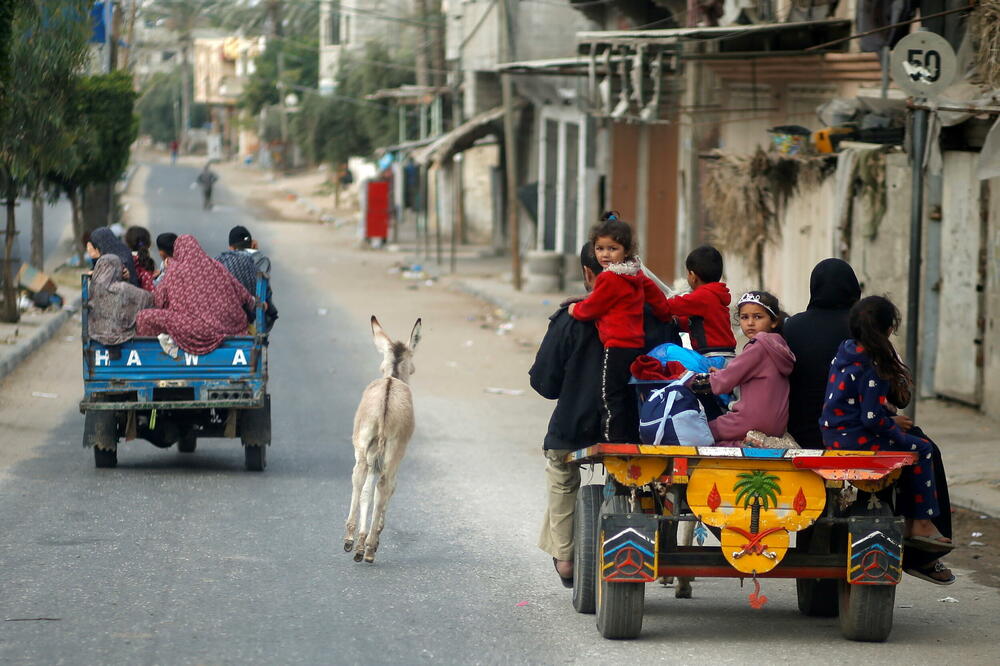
[494,55,626,77]
[411,102,525,166]
[577,18,852,55]
[367,85,450,105]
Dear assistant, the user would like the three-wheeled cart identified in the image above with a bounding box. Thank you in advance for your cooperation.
[567,443,915,642]
[79,274,272,471]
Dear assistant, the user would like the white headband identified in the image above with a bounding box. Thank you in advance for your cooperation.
[737,292,776,318]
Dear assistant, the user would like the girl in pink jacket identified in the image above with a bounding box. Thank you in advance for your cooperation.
[702,291,795,445]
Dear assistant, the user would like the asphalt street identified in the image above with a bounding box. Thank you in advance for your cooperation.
[0,162,997,664]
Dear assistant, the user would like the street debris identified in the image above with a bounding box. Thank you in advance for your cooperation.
[463,340,474,347]
[969,541,986,547]
[972,532,984,537]
[31,392,58,399]
[484,387,524,396]
[938,597,959,603]
[898,603,913,609]
[4,617,61,622]
[317,308,328,316]
[515,601,529,607]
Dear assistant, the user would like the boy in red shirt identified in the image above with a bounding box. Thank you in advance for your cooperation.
[568,213,672,442]
[664,245,737,354]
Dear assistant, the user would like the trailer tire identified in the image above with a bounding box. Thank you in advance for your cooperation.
[572,484,604,614]
[796,579,839,617]
[177,431,197,453]
[838,579,895,642]
[595,495,645,639]
[240,395,271,448]
[84,409,118,468]
[244,443,266,472]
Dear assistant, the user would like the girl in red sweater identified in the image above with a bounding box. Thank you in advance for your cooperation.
[569,213,671,441]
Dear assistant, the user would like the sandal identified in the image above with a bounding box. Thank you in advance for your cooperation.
[904,533,955,553]
[904,560,956,585]
[553,558,573,589]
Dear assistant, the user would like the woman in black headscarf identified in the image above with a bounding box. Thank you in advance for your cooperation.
[87,227,140,287]
[784,258,955,585]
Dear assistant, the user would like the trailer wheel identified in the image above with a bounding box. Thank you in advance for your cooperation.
[244,444,266,472]
[595,495,646,639]
[240,395,271,447]
[838,579,895,642]
[84,410,118,468]
[93,446,118,469]
[572,484,604,614]
[177,431,197,453]
[796,579,839,617]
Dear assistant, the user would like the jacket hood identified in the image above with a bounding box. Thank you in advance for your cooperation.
[808,258,861,310]
[751,331,795,375]
[606,258,641,277]
[703,281,732,306]
[831,338,870,370]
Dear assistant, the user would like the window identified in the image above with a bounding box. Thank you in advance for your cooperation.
[328,3,341,45]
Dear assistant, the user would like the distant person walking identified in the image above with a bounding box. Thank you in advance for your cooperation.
[196,163,218,210]
[170,140,179,165]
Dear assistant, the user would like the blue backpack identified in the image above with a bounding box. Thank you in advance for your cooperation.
[638,372,715,447]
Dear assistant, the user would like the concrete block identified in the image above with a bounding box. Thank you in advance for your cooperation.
[524,274,561,293]
[526,250,562,276]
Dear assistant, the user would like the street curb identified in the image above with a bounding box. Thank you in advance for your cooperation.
[949,488,1000,520]
[0,295,81,384]
[450,279,519,317]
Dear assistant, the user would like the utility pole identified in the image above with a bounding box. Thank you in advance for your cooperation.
[415,0,429,88]
[498,0,521,290]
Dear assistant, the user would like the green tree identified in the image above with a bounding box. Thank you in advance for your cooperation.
[289,43,414,168]
[240,35,319,116]
[733,470,781,534]
[136,66,209,144]
[0,0,91,322]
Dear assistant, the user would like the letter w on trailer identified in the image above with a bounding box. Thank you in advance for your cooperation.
[79,274,272,471]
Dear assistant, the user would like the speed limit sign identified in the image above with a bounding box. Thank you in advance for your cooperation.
[890,31,957,99]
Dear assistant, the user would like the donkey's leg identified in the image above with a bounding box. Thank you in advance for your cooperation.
[343,454,368,552]
[353,465,379,562]
[363,473,399,563]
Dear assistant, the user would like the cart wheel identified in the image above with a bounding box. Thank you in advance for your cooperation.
[84,410,118,468]
[244,444,266,472]
[796,579,839,617]
[240,395,271,448]
[838,579,895,642]
[94,446,118,469]
[572,484,604,614]
[595,495,645,639]
[177,431,197,453]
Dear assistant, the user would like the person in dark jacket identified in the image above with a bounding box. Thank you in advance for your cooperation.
[784,259,954,584]
[530,243,679,586]
[784,258,861,447]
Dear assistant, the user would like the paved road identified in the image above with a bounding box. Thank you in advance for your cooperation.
[0,162,997,664]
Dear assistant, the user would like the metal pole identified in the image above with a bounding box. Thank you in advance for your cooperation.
[904,107,928,420]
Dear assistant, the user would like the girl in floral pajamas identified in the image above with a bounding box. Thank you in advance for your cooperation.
[820,295,952,553]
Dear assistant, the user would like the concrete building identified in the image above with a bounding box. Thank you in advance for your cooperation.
[193,36,265,158]
[319,0,421,93]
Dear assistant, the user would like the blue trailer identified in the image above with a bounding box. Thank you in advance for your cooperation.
[79,274,271,471]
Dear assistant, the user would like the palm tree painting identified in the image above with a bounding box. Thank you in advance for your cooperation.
[733,470,781,534]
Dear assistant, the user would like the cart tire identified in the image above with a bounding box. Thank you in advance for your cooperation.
[240,395,271,448]
[244,444,266,472]
[796,579,839,617]
[94,446,117,469]
[572,484,604,614]
[177,431,197,453]
[596,495,645,639]
[838,579,895,642]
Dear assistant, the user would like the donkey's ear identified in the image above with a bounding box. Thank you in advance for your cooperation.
[371,315,392,354]
[408,318,422,351]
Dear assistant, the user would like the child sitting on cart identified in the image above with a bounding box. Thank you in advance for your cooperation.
[820,295,953,553]
[690,291,796,446]
[568,212,673,442]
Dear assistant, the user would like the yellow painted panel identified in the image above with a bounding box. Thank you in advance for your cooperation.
[720,525,789,574]
[604,456,669,487]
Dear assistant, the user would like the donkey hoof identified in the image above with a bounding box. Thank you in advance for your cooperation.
[353,551,364,562]
[343,540,354,552]
[364,552,376,564]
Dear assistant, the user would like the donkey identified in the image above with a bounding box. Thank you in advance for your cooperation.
[343,315,421,563]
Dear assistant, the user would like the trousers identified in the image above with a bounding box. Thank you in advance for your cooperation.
[537,449,580,561]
